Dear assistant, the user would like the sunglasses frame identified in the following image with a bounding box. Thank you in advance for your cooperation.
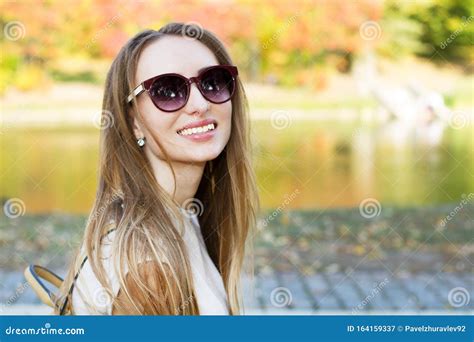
[126,65,238,112]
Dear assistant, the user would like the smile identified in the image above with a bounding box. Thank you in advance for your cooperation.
[177,123,217,136]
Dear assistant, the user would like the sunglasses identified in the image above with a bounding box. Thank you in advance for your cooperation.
[127,65,238,112]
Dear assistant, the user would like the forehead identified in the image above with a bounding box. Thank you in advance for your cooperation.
[135,35,220,83]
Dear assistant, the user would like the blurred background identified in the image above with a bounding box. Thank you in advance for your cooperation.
[0,0,472,314]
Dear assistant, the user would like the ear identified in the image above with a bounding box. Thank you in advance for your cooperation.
[131,110,145,140]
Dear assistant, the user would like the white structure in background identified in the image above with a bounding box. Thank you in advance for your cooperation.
[353,50,451,146]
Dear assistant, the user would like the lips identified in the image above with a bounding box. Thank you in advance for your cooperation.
[176,118,218,134]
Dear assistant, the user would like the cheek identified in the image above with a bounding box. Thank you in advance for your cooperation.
[138,100,179,152]
[141,99,177,131]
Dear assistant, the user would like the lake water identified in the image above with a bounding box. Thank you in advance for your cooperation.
[1,119,472,214]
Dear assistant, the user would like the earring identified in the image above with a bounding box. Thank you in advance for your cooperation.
[137,137,146,147]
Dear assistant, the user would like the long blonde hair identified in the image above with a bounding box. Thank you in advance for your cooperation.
[55,23,259,315]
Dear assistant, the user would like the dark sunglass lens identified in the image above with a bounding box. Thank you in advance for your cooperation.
[200,68,234,103]
[149,75,187,111]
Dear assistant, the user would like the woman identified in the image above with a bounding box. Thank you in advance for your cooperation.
[55,22,259,315]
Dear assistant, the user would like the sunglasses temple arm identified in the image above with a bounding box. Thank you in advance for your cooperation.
[127,84,145,103]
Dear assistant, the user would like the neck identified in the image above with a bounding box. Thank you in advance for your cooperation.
[148,156,206,207]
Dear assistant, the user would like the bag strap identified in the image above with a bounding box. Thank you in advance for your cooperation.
[24,265,64,308]
[59,226,117,315]
[58,254,89,315]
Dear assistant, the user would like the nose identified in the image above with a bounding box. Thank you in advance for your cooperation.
[183,82,209,116]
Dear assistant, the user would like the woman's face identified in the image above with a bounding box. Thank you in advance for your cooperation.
[131,36,232,164]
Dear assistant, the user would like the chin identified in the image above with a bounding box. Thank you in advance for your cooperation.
[173,146,224,163]
[191,150,222,163]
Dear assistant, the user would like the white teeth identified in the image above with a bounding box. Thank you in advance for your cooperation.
[178,123,216,136]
